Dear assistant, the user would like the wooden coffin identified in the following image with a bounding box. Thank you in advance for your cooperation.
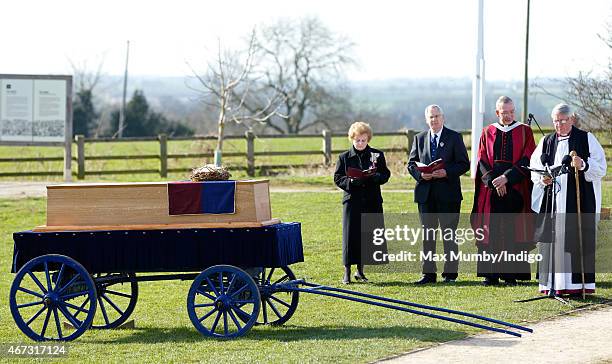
[35,180,278,232]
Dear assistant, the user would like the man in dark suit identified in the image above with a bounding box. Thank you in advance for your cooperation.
[408,105,470,284]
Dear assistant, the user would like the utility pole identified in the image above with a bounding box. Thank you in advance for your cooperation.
[522,0,531,123]
[118,40,130,138]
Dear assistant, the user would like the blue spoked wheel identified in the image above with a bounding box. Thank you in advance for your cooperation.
[91,272,138,329]
[187,265,261,339]
[9,254,97,341]
[255,266,299,326]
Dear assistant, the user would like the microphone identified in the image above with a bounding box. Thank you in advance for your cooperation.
[540,153,552,177]
[560,154,573,175]
[561,155,572,167]
[528,113,535,119]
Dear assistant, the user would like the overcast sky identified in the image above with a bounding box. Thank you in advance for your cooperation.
[2,0,610,81]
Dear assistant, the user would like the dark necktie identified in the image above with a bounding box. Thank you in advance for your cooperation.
[431,134,438,160]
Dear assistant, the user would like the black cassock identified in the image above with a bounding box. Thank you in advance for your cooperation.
[334,145,390,265]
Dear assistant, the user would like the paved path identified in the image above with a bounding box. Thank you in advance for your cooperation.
[0,182,49,198]
[380,303,612,364]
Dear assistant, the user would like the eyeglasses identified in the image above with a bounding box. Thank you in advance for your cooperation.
[552,118,569,124]
[499,110,515,116]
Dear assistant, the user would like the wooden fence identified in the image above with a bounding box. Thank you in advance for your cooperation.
[72,130,416,179]
[1,129,609,179]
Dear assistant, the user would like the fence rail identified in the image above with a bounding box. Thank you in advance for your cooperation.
[1,128,610,179]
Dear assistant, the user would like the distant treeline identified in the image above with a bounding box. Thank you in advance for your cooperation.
[74,77,570,138]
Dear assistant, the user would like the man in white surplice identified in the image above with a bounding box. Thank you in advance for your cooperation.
[530,103,607,295]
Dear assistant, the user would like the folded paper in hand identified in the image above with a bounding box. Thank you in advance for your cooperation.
[347,167,377,179]
[415,159,445,174]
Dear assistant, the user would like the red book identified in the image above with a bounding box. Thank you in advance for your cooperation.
[415,159,446,174]
[347,167,377,179]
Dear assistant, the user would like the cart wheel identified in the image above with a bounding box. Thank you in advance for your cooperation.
[91,273,138,329]
[187,265,260,339]
[255,266,299,326]
[9,254,97,341]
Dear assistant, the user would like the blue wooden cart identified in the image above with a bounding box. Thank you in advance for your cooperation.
[10,222,532,341]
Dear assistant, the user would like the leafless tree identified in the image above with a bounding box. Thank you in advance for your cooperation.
[68,57,105,93]
[566,71,611,131]
[68,57,106,137]
[187,30,281,165]
[535,23,611,138]
[249,16,356,134]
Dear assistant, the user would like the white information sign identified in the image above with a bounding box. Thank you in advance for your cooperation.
[33,80,66,142]
[0,78,67,142]
[0,79,34,141]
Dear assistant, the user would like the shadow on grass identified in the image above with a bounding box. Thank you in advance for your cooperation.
[594,281,612,289]
[91,325,468,344]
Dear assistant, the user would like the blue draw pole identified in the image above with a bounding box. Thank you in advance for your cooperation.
[274,280,533,338]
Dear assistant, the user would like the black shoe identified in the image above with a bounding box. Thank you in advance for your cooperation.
[443,277,457,283]
[504,278,517,286]
[354,273,369,282]
[482,277,499,286]
[415,275,437,285]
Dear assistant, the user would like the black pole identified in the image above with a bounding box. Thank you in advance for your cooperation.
[289,286,523,337]
[298,281,533,333]
[528,113,546,138]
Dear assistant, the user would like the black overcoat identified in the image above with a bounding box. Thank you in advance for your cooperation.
[334,145,391,265]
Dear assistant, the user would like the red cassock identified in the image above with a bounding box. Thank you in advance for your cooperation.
[471,123,536,246]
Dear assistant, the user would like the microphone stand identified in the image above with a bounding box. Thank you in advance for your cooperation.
[527,113,546,138]
[515,163,570,304]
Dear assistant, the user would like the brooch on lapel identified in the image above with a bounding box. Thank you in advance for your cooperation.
[439,142,444,148]
[370,152,380,167]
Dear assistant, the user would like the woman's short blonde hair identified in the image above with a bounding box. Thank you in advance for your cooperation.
[348,121,373,141]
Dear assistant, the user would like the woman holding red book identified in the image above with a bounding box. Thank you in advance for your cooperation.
[334,121,391,284]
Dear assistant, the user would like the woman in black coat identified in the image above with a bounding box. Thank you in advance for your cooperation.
[334,121,391,284]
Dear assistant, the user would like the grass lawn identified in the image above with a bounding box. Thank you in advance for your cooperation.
[1,190,611,363]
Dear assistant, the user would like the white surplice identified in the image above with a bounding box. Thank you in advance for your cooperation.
[530,132,607,293]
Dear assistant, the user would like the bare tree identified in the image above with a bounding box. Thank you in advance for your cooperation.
[187,30,281,166]
[566,71,611,132]
[68,57,106,137]
[535,23,611,138]
[69,58,105,93]
[250,16,356,134]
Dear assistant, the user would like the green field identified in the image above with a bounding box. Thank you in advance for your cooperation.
[1,191,611,363]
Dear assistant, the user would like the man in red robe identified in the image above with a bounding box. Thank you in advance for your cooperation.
[471,96,536,285]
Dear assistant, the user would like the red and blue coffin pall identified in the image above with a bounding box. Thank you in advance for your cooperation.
[168,180,236,215]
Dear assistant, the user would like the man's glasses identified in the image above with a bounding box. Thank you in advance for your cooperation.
[552,118,569,124]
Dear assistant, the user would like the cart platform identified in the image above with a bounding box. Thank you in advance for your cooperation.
[12,222,303,274]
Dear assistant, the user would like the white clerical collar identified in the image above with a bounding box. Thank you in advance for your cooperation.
[492,121,524,133]
[557,135,570,142]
